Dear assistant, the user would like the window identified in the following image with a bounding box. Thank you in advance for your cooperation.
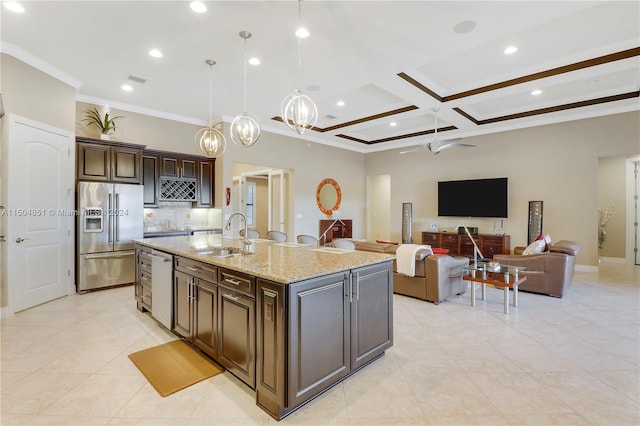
[245,182,256,227]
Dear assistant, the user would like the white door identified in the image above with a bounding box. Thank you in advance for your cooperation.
[6,115,74,312]
[268,169,285,233]
[231,175,246,235]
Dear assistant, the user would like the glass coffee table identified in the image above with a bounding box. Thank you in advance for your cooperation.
[463,263,527,314]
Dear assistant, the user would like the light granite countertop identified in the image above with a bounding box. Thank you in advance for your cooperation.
[134,235,395,284]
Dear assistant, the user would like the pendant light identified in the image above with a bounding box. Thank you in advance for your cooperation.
[281,0,318,135]
[195,59,226,158]
[230,31,261,147]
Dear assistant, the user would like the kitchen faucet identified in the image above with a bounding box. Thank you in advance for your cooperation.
[225,212,252,250]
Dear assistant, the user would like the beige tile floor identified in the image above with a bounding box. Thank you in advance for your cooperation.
[1,262,638,426]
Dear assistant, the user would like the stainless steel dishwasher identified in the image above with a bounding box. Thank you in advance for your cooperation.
[150,250,173,329]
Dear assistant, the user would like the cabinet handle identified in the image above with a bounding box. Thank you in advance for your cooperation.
[355,272,360,301]
[225,278,241,286]
[115,193,120,242]
[263,290,277,298]
[186,266,199,272]
[223,293,239,302]
[348,274,353,303]
[107,193,113,243]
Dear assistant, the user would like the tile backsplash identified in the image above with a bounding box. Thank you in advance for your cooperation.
[144,202,222,231]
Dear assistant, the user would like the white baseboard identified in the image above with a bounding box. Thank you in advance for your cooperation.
[576,264,598,273]
[598,256,626,264]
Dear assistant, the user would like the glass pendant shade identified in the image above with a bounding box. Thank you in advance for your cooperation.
[195,126,226,158]
[230,112,261,147]
[281,89,318,135]
[230,31,261,147]
[196,59,226,158]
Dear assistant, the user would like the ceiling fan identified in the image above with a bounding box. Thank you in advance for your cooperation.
[399,107,476,155]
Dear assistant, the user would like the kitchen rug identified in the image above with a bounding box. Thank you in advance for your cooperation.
[128,339,223,397]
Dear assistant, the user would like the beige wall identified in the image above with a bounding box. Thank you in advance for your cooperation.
[0,53,77,309]
[222,131,366,240]
[2,54,76,132]
[365,111,640,267]
[76,101,203,154]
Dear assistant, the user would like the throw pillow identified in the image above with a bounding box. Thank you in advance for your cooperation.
[534,233,551,251]
[522,239,546,255]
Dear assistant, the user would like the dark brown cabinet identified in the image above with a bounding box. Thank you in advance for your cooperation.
[350,263,394,370]
[174,256,219,360]
[142,153,159,207]
[174,270,194,337]
[142,149,215,207]
[218,268,256,388]
[160,155,197,179]
[194,279,218,359]
[196,159,215,207]
[76,138,143,183]
[134,244,153,312]
[421,231,510,258]
[256,260,393,420]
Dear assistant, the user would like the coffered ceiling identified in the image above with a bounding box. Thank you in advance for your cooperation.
[1,1,638,153]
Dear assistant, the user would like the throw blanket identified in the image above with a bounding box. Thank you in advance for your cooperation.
[396,244,432,277]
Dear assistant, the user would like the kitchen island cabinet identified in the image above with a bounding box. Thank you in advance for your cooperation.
[256,261,393,419]
[174,256,219,360]
[133,235,394,421]
[218,267,256,388]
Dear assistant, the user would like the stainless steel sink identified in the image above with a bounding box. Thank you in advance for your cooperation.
[194,247,252,258]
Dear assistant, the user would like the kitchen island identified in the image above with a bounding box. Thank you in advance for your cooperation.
[134,235,394,420]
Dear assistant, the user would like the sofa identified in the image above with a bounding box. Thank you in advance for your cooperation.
[493,240,582,298]
[353,241,469,304]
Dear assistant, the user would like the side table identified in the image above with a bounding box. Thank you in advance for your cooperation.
[463,264,527,314]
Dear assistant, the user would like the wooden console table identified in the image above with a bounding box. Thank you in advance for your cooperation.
[422,231,510,258]
[319,219,352,244]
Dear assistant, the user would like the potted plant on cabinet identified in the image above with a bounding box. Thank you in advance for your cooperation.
[83,107,123,140]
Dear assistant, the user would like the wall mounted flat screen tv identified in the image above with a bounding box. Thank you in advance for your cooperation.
[438,177,508,218]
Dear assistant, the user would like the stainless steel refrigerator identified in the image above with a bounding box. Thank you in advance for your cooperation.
[77,181,143,292]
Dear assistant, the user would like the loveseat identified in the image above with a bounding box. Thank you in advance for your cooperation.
[493,240,582,298]
[353,241,469,304]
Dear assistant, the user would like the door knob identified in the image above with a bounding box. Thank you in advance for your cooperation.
[15,237,30,243]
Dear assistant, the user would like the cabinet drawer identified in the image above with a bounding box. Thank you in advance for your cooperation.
[140,268,152,286]
[139,256,152,271]
[441,234,458,243]
[422,232,440,245]
[175,256,218,283]
[141,283,152,309]
[219,268,255,297]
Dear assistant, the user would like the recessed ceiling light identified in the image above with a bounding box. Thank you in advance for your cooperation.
[149,49,163,58]
[453,20,477,34]
[390,122,397,127]
[295,27,309,38]
[336,100,345,107]
[248,57,260,66]
[4,2,25,13]
[190,2,206,13]
[121,84,133,92]
[504,46,518,55]
[531,89,542,96]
